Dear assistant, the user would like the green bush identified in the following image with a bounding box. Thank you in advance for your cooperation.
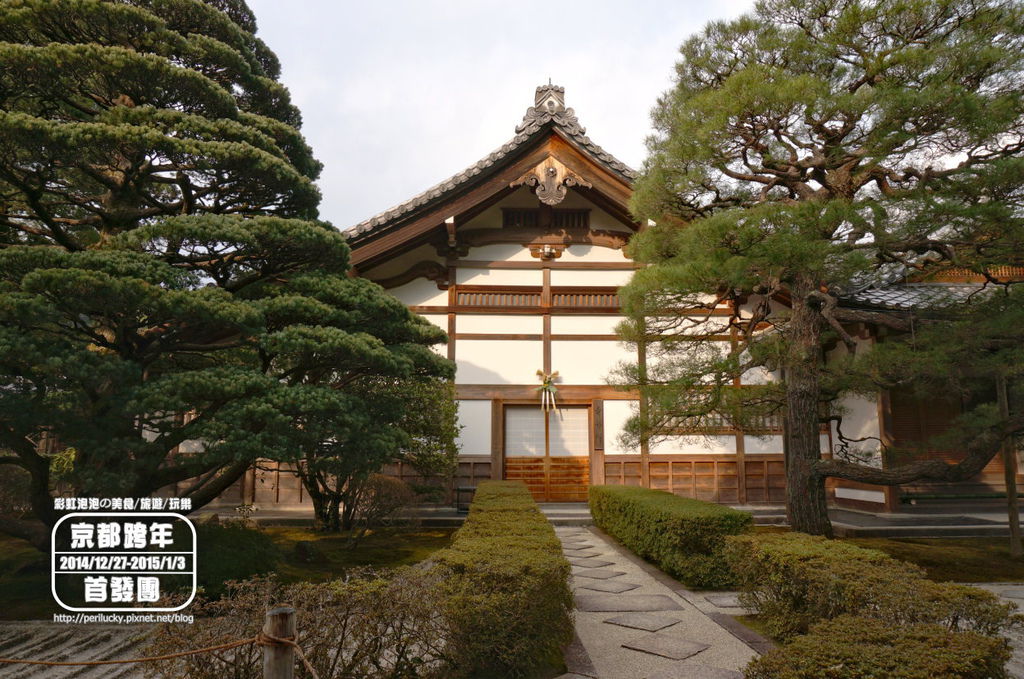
[744,615,1010,679]
[589,484,752,588]
[433,481,573,678]
[725,532,1018,641]
[194,521,280,598]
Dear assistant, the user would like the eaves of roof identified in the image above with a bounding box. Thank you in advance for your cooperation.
[343,99,636,244]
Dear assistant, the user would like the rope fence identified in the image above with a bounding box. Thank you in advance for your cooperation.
[0,606,319,679]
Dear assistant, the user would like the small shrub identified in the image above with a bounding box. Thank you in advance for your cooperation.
[434,481,573,678]
[355,474,417,527]
[193,521,280,598]
[744,615,1011,679]
[145,570,450,679]
[726,532,1018,640]
[589,485,752,588]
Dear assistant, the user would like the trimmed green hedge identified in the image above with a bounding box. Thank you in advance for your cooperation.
[745,615,1011,679]
[589,484,752,588]
[433,481,573,678]
[725,532,1018,641]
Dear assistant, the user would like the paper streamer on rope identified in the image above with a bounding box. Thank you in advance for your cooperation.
[535,369,560,412]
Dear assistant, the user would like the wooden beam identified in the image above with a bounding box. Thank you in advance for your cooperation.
[349,133,634,266]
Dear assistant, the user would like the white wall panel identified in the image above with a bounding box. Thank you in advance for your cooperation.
[835,487,885,503]
[550,269,634,287]
[456,400,492,455]
[464,244,534,262]
[550,340,634,384]
[603,400,638,454]
[744,434,783,455]
[456,268,541,286]
[550,315,624,335]
[388,278,448,307]
[831,393,880,464]
[651,434,737,455]
[560,245,632,263]
[456,340,542,384]
[457,314,542,334]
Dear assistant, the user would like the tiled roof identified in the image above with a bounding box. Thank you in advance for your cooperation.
[344,85,636,241]
[840,283,988,311]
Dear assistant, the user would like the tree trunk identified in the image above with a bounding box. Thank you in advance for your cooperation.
[998,374,1022,557]
[784,282,833,537]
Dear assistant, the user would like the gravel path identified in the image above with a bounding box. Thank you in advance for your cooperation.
[0,622,151,678]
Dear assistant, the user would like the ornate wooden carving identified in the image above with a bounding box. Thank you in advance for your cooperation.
[456,224,629,250]
[372,260,450,290]
[511,157,592,206]
[529,244,565,260]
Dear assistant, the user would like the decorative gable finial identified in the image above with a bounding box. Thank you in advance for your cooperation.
[534,83,565,114]
[516,83,584,136]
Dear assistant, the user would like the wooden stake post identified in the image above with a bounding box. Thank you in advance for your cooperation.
[263,606,296,679]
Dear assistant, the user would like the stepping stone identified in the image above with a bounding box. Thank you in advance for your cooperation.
[623,634,709,661]
[554,674,595,679]
[604,612,681,632]
[579,580,641,593]
[575,594,683,612]
[561,539,591,546]
[563,549,602,558]
[574,568,626,580]
[646,666,743,679]
[704,593,742,608]
[568,557,614,568]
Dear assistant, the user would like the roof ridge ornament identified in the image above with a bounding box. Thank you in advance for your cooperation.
[516,83,586,136]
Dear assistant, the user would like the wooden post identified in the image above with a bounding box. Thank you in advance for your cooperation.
[263,605,296,679]
[998,375,1022,558]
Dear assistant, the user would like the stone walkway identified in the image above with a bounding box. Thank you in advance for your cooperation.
[556,526,759,679]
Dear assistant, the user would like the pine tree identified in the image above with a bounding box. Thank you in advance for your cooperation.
[624,0,1024,535]
[0,0,453,547]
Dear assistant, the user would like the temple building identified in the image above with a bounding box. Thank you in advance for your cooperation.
[218,84,1016,512]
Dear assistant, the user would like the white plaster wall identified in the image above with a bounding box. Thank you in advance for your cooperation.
[388,278,448,307]
[464,244,534,262]
[835,487,885,504]
[651,434,737,455]
[559,244,632,263]
[550,340,634,384]
[550,315,625,335]
[741,366,781,385]
[645,315,731,336]
[456,400,492,455]
[832,393,882,466]
[550,269,634,287]
[457,314,543,334]
[456,340,542,384]
[603,400,638,454]
[744,434,784,455]
[456,268,541,286]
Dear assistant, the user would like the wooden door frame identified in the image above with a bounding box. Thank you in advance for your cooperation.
[501,399,592,501]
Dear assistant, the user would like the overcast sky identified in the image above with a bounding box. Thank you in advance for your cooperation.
[246,0,756,228]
